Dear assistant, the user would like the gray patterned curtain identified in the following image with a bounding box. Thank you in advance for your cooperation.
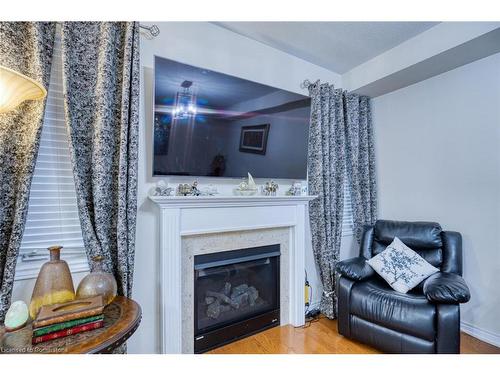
[307,82,377,318]
[60,22,140,299]
[0,22,56,322]
[307,82,346,319]
[344,93,377,242]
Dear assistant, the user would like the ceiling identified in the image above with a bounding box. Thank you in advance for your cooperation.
[155,56,277,108]
[154,56,305,110]
[214,22,440,74]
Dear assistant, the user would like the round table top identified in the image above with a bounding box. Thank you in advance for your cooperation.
[0,296,141,354]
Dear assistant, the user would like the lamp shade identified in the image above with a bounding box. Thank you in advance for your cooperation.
[0,65,47,113]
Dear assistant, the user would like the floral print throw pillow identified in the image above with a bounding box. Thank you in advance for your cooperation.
[367,237,439,293]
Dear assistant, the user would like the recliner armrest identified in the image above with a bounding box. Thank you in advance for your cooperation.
[336,257,375,281]
[423,272,471,304]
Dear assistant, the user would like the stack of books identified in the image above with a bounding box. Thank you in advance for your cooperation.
[32,296,105,344]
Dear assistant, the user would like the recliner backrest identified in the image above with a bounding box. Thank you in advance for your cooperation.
[359,220,463,275]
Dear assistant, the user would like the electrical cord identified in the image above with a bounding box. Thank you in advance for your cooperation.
[304,270,313,315]
[309,284,313,307]
[303,268,317,328]
[295,314,324,329]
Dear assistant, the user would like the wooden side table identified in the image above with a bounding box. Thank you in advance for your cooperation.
[0,296,141,354]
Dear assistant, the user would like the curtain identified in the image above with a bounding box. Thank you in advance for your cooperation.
[307,82,346,319]
[60,22,140,299]
[307,81,377,318]
[0,22,56,322]
[344,93,377,241]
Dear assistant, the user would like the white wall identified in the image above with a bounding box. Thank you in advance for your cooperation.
[372,52,500,345]
[130,22,342,354]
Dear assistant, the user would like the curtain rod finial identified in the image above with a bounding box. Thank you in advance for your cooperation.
[300,79,312,90]
[139,24,160,39]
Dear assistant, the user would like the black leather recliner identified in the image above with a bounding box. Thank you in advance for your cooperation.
[336,220,471,354]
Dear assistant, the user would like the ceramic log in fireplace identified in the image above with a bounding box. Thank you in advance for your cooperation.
[193,244,280,353]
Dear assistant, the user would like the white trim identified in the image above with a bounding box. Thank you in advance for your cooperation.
[15,255,89,281]
[158,207,182,354]
[290,203,306,325]
[149,195,317,208]
[180,222,295,237]
[461,321,500,348]
[150,195,315,353]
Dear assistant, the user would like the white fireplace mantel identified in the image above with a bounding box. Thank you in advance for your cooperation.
[149,194,316,353]
[149,194,316,207]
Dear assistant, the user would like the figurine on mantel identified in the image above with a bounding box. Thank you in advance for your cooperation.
[153,180,219,197]
[153,180,173,196]
[176,180,203,196]
[285,181,303,196]
[234,173,258,196]
[262,180,279,196]
[177,182,196,196]
[200,184,218,196]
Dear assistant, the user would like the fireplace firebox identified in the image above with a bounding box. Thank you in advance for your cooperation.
[193,244,280,353]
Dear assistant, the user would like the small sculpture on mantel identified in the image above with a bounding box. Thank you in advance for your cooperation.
[176,183,192,196]
[234,173,258,196]
[176,180,201,196]
[199,184,218,196]
[285,181,302,196]
[191,181,201,196]
[262,180,279,196]
[153,180,173,196]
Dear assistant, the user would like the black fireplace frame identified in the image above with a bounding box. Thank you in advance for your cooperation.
[193,244,280,353]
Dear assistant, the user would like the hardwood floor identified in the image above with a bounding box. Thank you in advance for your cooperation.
[208,318,500,354]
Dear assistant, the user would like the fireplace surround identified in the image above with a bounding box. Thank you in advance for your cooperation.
[182,226,290,353]
[149,195,316,353]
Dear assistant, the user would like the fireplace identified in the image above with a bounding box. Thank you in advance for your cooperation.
[193,244,280,353]
[151,195,314,353]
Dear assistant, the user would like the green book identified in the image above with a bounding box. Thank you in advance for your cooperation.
[32,314,104,337]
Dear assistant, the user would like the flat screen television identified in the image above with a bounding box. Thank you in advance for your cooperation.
[153,56,311,179]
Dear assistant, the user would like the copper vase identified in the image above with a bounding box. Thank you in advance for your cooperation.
[29,246,75,319]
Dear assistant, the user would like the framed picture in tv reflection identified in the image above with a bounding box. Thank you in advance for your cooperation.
[239,124,270,155]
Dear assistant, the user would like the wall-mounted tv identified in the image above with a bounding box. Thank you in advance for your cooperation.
[153,56,311,179]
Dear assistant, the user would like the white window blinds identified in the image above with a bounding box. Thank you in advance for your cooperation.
[16,26,88,280]
[342,178,354,236]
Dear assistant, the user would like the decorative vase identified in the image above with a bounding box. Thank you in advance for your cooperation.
[29,245,75,319]
[76,255,117,306]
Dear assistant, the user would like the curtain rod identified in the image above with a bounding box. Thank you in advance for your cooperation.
[301,79,342,91]
[139,24,160,38]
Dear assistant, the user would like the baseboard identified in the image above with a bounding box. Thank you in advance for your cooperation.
[461,321,500,348]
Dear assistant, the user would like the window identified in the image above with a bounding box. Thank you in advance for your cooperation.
[16,26,88,281]
[342,176,354,237]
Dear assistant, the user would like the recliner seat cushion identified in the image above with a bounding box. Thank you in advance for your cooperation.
[349,278,436,341]
[350,315,435,354]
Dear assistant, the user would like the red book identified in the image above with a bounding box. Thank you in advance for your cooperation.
[32,320,104,344]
